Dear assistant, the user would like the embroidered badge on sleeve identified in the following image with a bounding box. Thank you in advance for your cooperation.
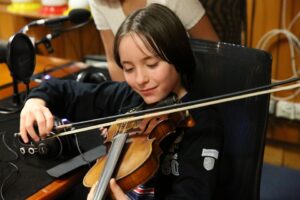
[201,149,219,171]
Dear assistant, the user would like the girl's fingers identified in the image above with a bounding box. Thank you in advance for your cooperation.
[110,179,128,200]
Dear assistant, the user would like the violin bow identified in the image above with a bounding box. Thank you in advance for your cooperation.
[50,77,300,138]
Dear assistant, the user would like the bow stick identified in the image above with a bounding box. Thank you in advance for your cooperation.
[47,77,300,138]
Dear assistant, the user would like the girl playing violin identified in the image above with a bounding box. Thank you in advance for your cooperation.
[19,4,223,200]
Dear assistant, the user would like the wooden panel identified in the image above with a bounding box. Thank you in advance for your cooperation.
[263,144,284,165]
[267,117,300,144]
[247,0,300,102]
[247,0,281,47]
[264,143,300,170]
[284,148,300,170]
[0,4,104,61]
[0,8,29,40]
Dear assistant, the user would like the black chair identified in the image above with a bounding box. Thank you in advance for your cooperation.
[189,39,272,200]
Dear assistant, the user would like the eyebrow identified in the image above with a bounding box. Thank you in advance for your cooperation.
[121,56,157,65]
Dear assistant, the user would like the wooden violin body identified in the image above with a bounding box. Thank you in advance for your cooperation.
[83,111,194,194]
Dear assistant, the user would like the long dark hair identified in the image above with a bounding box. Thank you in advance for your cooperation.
[114,3,196,90]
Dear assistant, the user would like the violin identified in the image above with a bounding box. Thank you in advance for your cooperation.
[83,110,195,199]
[80,94,194,199]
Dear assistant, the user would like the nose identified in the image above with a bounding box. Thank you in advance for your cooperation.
[135,68,149,85]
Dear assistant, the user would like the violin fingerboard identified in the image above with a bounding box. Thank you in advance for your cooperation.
[93,133,128,200]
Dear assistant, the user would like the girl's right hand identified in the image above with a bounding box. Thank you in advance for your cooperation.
[19,98,54,143]
[99,127,108,138]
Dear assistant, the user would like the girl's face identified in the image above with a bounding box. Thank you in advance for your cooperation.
[119,33,186,104]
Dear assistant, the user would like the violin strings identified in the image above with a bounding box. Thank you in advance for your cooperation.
[121,122,129,135]
[47,82,300,139]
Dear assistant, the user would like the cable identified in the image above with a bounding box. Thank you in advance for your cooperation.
[59,119,91,166]
[74,134,91,168]
[0,162,19,200]
[0,131,19,200]
[0,108,21,115]
[288,12,300,30]
[255,0,300,101]
[1,132,18,160]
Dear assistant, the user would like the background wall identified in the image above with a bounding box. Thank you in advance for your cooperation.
[247,0,300,169]
[247,0,300,102]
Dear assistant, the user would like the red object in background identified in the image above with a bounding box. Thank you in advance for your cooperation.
[40,4,68,15]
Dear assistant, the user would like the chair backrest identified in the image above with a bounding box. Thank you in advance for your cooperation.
[189,39,272,200]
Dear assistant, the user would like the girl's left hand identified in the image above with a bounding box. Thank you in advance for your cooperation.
[87,179,129,200]
[110,178,129,200]
[87,181,97,200]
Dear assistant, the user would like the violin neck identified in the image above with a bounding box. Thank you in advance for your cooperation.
[93,133,128,200]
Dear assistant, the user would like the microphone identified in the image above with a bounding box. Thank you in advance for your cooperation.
[20,9,91,33]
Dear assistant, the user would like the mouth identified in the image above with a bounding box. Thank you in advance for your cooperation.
[139,87,156,96]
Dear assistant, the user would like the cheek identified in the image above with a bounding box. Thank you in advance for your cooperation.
[162,69,181,90]
[158,65,178,83]
[124,73,135,88]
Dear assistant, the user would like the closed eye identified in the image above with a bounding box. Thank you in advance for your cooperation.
[147,62,159,68]
[123,67,134,73]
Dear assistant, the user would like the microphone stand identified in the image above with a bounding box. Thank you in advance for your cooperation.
[35,31,60,54]
[35,20,90,54]
[0,77,22,114]
[0,77,32,114]
[12,77,21,106]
